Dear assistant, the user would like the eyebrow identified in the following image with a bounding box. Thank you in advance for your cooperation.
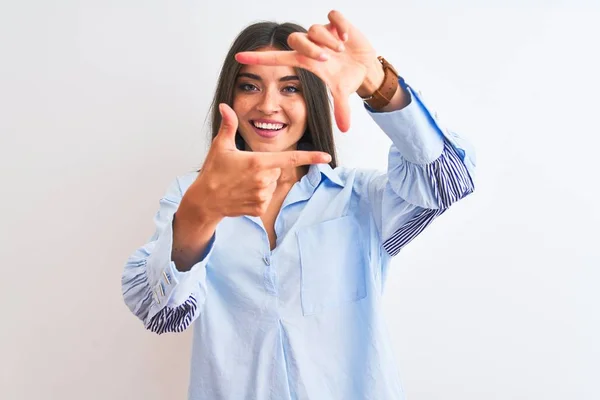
[237,72,299,82]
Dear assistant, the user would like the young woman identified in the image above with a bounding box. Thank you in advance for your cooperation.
[122,10,476,400]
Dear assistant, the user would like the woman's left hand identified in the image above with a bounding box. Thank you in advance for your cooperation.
[235,10,385,133]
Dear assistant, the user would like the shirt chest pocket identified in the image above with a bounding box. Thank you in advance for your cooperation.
[296,215,367,316]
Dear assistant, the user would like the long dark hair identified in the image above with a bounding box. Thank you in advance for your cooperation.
[208,21,338,168]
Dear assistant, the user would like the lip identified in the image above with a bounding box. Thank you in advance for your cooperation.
[250,120,287,139]
[253,118,287,125]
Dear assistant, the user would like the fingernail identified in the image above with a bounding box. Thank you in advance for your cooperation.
[318,52,329,61]
[342,33,348,42]
[337,43,345,52]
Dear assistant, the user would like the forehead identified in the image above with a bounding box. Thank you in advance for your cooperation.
[238,63,297,80]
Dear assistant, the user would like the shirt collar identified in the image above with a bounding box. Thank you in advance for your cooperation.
[297,141,344,188]
[306,162,344,188]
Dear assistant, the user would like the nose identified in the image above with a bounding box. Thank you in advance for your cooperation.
[256,87,281,115]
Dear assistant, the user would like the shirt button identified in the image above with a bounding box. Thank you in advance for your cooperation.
[263,256,270,266]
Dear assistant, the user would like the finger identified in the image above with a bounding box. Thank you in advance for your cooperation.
[235,50,300,66]
[260,150,332,169]
[253,181,278,205]
[332,94,351,133]
[327,10,351,42]
[251,185,275,203]
[215,103,239,147]
[254,168,281,188]
[268,168,282,183]
[306,25,345,53]
[288,32,330,61]
[243,203,269,217]
[268,179,278,192]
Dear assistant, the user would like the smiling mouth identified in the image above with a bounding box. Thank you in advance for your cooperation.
[251,120,287,131]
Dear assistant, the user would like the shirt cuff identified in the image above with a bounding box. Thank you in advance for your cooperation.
[365,78,445,165]
[146,213,216,308]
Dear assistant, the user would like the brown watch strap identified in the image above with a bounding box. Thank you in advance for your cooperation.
[361,56,399,110]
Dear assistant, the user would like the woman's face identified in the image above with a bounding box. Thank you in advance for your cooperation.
[233,48,308,153]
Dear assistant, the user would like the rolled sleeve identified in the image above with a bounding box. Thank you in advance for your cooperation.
[366,78,445,165]
[146,212,216,313]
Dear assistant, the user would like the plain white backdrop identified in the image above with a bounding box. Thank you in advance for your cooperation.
[1,1,598,399]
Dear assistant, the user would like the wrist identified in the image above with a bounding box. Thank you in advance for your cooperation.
[178,194,223,230]
[172,208,218,272]
[174,210,219,240]
[356,58,385,98]
[186,176,224,226]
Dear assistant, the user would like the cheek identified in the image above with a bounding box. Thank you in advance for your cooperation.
[232,96,250,115]
[288,101,308,124]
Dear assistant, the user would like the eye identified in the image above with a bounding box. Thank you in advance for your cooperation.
[282,85,300,93]
[238,83,258,92]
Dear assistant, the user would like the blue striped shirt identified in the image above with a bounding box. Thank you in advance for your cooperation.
[122,79,476,400]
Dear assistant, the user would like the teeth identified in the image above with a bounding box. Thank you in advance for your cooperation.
[253,121,284,130]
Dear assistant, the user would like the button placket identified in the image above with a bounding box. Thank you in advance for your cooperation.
[262,251,278,295]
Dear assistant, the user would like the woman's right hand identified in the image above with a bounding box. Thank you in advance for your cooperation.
[179,103,332,223]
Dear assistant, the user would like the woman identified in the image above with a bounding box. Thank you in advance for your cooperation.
[122,10,475,400]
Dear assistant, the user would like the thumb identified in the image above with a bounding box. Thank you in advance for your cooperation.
[216,103,239,146]
[332,94,351,133]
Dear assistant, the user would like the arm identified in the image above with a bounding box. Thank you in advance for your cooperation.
[172,193,221,272]
[122,105,331,334]
[121,174,217,334]
[363,77,476,257]
[231,11,475,259]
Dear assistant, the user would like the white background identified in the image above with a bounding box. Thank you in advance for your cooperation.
[1,1,598,399]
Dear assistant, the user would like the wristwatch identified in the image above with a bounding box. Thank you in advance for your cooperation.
[360,56,399,110]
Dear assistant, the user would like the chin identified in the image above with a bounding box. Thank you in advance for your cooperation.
[241,136,296,153]
[247,142,289,153]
